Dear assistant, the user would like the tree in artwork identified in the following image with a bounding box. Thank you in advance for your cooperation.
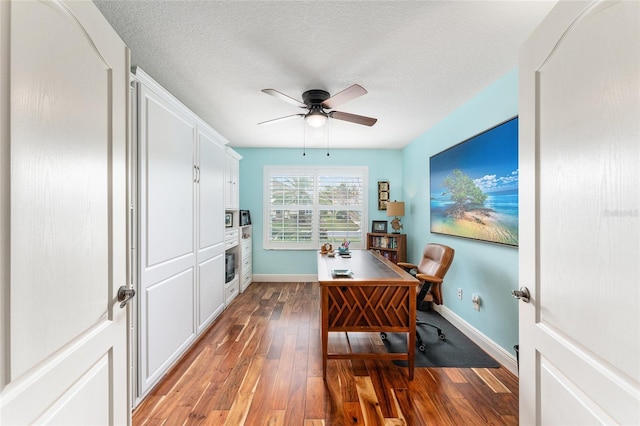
[441,169,487,218]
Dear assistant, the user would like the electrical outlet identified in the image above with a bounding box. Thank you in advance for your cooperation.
[457,288,463,300]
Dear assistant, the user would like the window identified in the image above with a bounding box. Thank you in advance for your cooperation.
[264,166,368,250]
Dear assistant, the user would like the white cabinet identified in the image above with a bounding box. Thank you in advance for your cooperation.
[240,225,253,293]
[225,148,241,209]
[196,127,227,334]
[133,69,227,400]
[225,228,239,249]
[225,274,240,305]
[224,228,240,302]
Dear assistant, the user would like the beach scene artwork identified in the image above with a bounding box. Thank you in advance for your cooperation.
[430,117,519,246]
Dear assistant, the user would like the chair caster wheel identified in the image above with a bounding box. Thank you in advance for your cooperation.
[419,345,426,352]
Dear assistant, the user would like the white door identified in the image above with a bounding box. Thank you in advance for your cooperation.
[0,1,130,424]
[136,77,197,397]
[519,1,639,424]
[196,128,226,333]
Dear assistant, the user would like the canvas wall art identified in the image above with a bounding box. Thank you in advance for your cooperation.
[430,117,519,246]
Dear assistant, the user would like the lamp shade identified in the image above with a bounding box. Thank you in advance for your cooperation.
[386,201,405,217]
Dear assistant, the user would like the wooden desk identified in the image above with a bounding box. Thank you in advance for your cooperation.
[317,250,419,380]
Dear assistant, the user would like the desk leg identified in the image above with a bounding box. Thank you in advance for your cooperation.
[321,287,328,381]
[408,286,416,380]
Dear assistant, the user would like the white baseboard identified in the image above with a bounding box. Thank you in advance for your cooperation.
[252,274,318,283]
[434,305,519,376]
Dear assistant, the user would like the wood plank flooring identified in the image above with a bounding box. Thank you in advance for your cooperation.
[132,282,519,425]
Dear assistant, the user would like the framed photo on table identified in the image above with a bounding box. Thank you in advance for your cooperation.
[371,220,388,233]
[225,213,233,227]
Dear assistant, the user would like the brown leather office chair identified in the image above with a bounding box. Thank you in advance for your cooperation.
[397,243,455,351]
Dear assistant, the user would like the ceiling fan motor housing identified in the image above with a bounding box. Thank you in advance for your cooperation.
[302,89,330,107]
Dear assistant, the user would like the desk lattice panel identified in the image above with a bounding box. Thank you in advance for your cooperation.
[327,286,410,328]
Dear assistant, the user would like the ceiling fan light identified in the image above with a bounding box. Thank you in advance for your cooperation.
[305,110,327,128]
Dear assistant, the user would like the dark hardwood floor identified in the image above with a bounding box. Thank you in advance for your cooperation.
[132,282,518,425]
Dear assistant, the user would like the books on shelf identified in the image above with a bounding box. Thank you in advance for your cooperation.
[373,249,396,262]
[366,232,406,264]
[370,235,397,249]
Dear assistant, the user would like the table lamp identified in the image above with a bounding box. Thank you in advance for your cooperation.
[386,201,405,233]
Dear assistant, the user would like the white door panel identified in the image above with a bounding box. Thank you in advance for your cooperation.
[540,358,609,425]
[137,80,198,396]
[198,130,225,251]
[144,269,195,385]
[142,93,196,267]
[10,0,111,380]
[34,353,111,425]
[1,1,129,424]
[519,1,640,424]
[196,128,226,332]
[198,253,225,332]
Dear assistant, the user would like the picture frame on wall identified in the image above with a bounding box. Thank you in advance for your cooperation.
[371,220,388,233]
[378,180,390,210]
[430,116,519,246]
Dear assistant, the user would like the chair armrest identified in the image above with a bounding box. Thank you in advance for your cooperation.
[415,273,443,284]
[397,262,417,270]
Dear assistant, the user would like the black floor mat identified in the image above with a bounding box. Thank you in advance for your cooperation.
[382,310,500,368]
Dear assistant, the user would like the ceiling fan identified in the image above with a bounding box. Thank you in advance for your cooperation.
[258,84,377,128]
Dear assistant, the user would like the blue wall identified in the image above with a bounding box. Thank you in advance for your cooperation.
[235,68,519,352]
[401,68,519,351]
[233,148,403,274]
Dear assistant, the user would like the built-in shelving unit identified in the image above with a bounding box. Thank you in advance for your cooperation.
[239,225,252,292]
[366,232,407,264]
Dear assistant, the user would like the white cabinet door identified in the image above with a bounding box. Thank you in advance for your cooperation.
[196,128,226,332]
[1,1,129,424]
[198,253,225,330]
[519,1,640,424]
[137,78,197,396]
[225,150,240,209]
[240,226,252,293]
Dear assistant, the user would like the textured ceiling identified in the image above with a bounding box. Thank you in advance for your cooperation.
[94,0,556,150]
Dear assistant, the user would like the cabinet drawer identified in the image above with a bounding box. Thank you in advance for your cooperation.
[241,238,252,253]
[225,228,239,249]
[241,254,251,269]
[241,268,252,288]
[225,276,239,304]
[242,267,252,281]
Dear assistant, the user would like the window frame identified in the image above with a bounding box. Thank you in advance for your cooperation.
[263,166,368,250]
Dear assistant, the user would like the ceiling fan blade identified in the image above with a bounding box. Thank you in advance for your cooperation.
[322,84,367,109]
[261,89,306,109]
[329,111,377,127]
[258,114,305,125]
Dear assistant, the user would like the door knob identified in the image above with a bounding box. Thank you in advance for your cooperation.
[511,287,530,303]
[117,286,136,308]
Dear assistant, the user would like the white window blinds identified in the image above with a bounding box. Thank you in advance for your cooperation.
[264,166,368,250]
